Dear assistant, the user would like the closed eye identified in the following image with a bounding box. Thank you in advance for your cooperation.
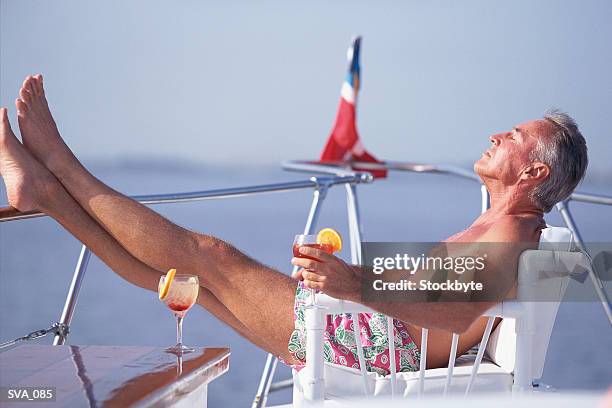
[511,127,524,142]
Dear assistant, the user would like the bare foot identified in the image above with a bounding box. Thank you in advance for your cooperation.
[0,107,59,212]
[16,74,78,175]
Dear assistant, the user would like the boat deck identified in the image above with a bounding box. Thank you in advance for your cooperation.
[0,345,230,407]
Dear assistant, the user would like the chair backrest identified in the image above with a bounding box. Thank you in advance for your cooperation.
[486,226,574,379]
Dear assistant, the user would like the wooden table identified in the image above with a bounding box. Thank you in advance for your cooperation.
[0,345,230,407]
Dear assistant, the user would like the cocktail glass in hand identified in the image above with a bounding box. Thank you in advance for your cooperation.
[293,234,336,304]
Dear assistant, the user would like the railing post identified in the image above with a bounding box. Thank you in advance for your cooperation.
[304,178,332,306]
[53,245,91,345]
[345,183,364,265]
[480,184,490,213]
[304,177,330,236]
[556,200,612,324]
[252,354,276,408]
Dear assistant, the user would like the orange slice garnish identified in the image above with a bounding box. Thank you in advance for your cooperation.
[316,228,342,253]
[159,268,176,300]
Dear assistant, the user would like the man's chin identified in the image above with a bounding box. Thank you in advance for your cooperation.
[474,158,492,177]
[474,158,495,183]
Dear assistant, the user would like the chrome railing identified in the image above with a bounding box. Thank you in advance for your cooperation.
[283,160,489,211]
[0,173,373,349]
[567,192,612,206]
[282,160,482,182]
[0,174,372,223]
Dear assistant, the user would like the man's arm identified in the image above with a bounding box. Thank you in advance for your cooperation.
[293,216,538,333]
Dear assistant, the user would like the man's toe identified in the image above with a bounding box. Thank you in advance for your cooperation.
[15,98,27,115]
[33,75,43,95]
[19,88,31,104]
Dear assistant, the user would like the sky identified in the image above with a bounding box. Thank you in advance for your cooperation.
[1,0,611,173]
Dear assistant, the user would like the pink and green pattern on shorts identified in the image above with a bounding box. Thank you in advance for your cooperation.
[288,282,421,376]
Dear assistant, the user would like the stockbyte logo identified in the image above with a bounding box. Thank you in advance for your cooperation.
[372,279,484,293]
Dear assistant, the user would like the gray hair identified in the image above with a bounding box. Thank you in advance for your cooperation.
[529,109,588,212]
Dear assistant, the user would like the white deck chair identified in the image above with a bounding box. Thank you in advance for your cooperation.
[290,227,589,406]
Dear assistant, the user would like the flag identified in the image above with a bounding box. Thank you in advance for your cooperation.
[319,37,387,178]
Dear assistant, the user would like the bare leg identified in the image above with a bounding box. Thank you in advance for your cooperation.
[16,75,202,275]
[1,107,296,361]
[18,77,268,278]
[15,76,300,360]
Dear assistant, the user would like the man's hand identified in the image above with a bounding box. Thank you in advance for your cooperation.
[291,246,361,302]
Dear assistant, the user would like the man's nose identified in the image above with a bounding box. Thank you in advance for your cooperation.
[489,134,501,146]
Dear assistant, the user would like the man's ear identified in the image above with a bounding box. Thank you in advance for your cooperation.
[520,162,550,181]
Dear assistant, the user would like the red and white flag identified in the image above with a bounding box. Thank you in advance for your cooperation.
[319,37,387,178]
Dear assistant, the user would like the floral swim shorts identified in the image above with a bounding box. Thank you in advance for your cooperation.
[286,282,421,376]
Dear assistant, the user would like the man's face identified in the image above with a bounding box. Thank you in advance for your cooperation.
[474,119,554,184]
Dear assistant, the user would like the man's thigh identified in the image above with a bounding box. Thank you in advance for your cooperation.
[203,260,299,363]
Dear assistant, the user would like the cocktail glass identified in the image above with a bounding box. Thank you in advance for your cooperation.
[293,234,334,304]
[158,274,199,354]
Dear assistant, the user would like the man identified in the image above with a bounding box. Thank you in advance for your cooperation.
[0,75,587,372]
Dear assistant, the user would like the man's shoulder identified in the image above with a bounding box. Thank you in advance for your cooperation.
[481,214,543,242]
